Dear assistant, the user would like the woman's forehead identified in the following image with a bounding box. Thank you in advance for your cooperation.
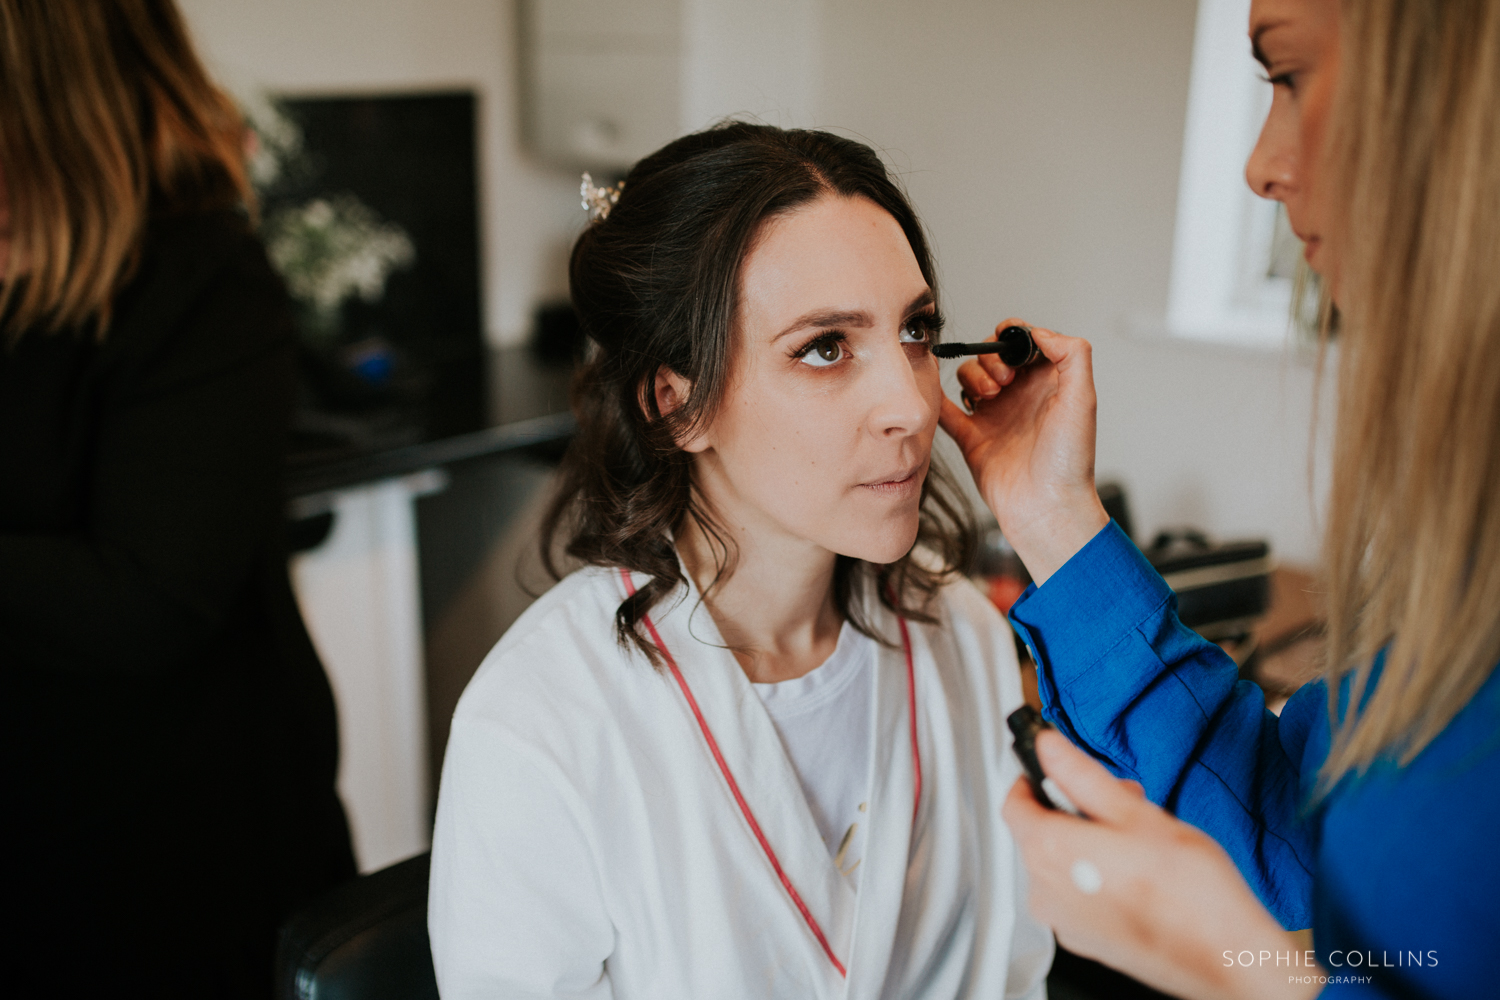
[1249,0,1338,52]
[737,193,929,340]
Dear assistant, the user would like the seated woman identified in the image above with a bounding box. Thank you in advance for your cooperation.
[427,123,1051,998]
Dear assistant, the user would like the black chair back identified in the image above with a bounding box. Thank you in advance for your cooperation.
[275,851,439,1000]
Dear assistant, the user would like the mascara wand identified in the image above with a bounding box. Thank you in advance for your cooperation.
[932,324,1041,367]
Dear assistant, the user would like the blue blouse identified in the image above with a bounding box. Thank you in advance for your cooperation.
[1007,521,1500,998]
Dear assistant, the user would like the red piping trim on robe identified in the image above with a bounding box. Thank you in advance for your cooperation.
[618,568,923,980]
[894,615,922,823]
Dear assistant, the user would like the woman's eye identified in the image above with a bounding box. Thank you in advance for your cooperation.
[1261,71,1297,92]
[799,336,845,367]
[900,310,942,346]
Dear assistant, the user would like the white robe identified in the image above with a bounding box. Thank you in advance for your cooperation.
[428,564,1052,999]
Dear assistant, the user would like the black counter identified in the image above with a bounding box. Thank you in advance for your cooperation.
[284,346,575,498]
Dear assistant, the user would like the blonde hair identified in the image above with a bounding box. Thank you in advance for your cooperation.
[1318,0,1500,790]
[0,0,252,340]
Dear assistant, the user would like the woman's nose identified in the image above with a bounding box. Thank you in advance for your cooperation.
[1246,103,1295,201]
[869,343,936,437]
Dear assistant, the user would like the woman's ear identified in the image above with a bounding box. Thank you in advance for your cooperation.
[644,366,711,453]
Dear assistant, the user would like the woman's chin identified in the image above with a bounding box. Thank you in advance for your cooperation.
[833,512,923,566]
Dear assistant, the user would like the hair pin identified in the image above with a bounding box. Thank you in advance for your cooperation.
[580,172,625,222]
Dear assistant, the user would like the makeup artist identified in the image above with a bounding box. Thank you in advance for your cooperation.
[939,0,1498,996]
[0,2,354,997]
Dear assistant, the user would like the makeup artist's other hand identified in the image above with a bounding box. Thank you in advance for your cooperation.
[1003,731,1320,1000]
[937,320,1107,584]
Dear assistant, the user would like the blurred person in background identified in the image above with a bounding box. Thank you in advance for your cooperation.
[942,0,1500,996]
[0,2,354,997]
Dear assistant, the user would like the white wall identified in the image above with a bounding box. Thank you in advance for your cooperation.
[816,0,1332,564]
[180,0,1332,565]
[679,0,821,133]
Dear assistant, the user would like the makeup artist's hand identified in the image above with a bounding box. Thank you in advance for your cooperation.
[937,320,1108,584]
[1003,731,1322,1000]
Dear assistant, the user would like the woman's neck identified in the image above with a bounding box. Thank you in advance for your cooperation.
[676,513,845,685]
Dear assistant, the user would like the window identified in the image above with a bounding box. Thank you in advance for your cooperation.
[1166,0,1301,347]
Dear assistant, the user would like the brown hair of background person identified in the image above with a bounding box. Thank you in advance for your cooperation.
[0,0,251,340]
[541,122,976,665]
[1317,0,1500,790]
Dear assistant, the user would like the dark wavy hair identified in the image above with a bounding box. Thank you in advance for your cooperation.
[540,122,976,664]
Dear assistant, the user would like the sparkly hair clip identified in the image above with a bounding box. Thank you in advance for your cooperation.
[580,172,625,223]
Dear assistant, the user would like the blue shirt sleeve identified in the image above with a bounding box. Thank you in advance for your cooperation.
[1007,520,1319,929]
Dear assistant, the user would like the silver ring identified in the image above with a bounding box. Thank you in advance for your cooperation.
[1070,859,1103,895]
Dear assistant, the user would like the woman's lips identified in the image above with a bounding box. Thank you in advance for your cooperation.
[1291,221,1321,262]
[860,466,923,495]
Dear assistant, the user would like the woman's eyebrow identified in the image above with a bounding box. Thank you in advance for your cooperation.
[1250,21,1289,69]
[773,309,872,343]
[771,290,935,343]
[903,290,936,316]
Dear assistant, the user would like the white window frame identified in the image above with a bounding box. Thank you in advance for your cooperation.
[1166,0,1293,348]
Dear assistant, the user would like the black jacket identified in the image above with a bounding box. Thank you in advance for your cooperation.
[1,210,354,998]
